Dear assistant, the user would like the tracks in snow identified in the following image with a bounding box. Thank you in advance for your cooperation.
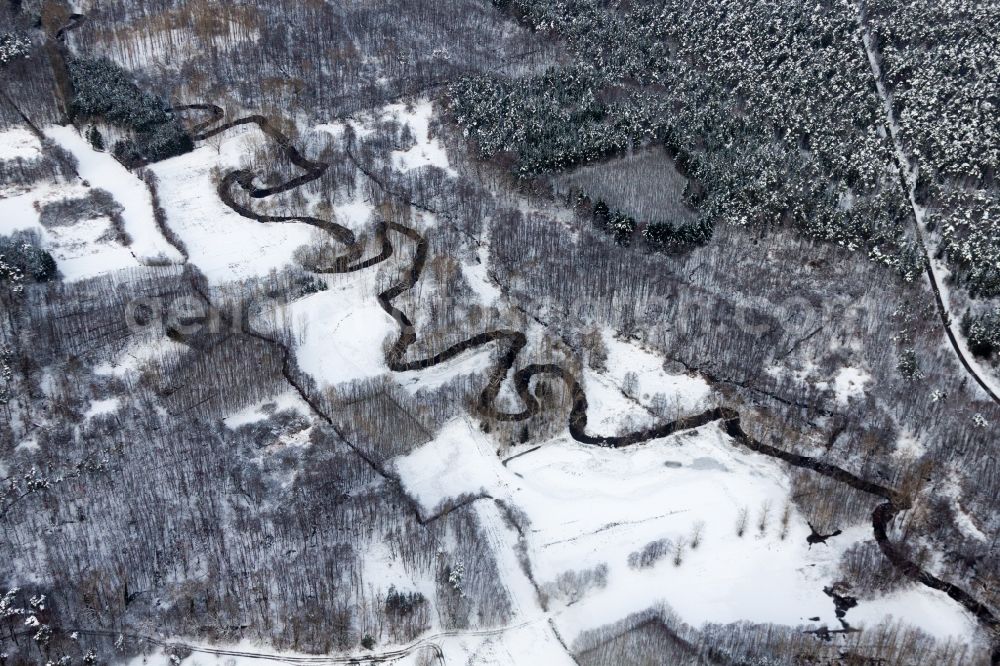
[857,1,1000,408]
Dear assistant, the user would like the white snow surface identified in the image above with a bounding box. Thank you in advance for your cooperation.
[149,133,315,284]
[45,125,183,265]
[832,366,871,404]
[277,271,397,389]
[223,390,312,429]
[83,398,121,420]
[0,181,143,282]
[393,418,503,519]
[0,127,41,161]
[384,99,457,176]
[849,587,977,641]
[603,332,712,412]
[92,336,189,377]
[390,414,977,649]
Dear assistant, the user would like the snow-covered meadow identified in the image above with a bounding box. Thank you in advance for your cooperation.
[392,413,976,651]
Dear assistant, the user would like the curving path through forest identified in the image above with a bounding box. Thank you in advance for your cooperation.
[857,2,1000,408]
[171,103,999,661]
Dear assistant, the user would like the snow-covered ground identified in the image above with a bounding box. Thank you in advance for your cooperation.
[832,366,871,404]
[579,332,713,435]
[46,125,184,265]
[0,180,142,282]
[275,270,397,389]
[394,418,504,519]
[386,99,458,177]
[121,621,576,666]
[0,124,204,281]
[148,127,316,284]
[390,414,978,651]
[602,333,712,411]
[223,390,313,429]
[0,127,41,161]
[92,336,188,378]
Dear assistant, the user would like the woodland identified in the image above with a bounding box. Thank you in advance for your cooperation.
[1,0,999,664]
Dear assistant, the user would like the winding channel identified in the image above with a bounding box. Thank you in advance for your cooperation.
[173,103,999,660]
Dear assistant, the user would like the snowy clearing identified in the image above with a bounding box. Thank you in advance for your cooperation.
[602,332,712,412]
[848,587,976,642]
[390,417,976,649]
[393,418,504,519]
[384,99,458,176]
[0,126,41,161]
[84,398,121,420]
[149,134,315,284]
[223,390,313,429]
[0,181,143,282]
[832,366,871,404]
[45,125,184,265]
[92,336,189,378]
[276,272,397,389]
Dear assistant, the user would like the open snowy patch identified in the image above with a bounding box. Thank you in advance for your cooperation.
[462,239,502,306]
[277,272,396,389]
[396,347,494,394]
[0,182,143,281]
[149,136,315,284]
[832,366,871,404]
[848,587,977,641]
[83,398,120,420]
[893,429,926,459]
[393,418,504,518]
[580,369,659,435]
[506,428,964,645]
[223,390,312,429]
[0,127,41,161]
[383,99,457,176]
[45,216,139,280]
[602,332,712,413]
[423,620,576,666]
[577,332,714,435]
[392,415,976,650]
[93,336,189,377]
[45,125,183,265]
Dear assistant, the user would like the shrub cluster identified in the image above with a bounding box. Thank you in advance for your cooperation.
[0,32,30,66]
[962,309,1000,358]
[0,232,57,290]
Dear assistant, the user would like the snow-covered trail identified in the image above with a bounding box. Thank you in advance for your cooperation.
[858,2,1000,406]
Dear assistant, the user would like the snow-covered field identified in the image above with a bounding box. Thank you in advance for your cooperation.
[46,125,184,265]
[0,125,188,281]
[148,126,317,284]
[386,99,458,177]
[0,126,41,161]
[0,180,142,282]
[278,272,397,388]
[392,415,977,649]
